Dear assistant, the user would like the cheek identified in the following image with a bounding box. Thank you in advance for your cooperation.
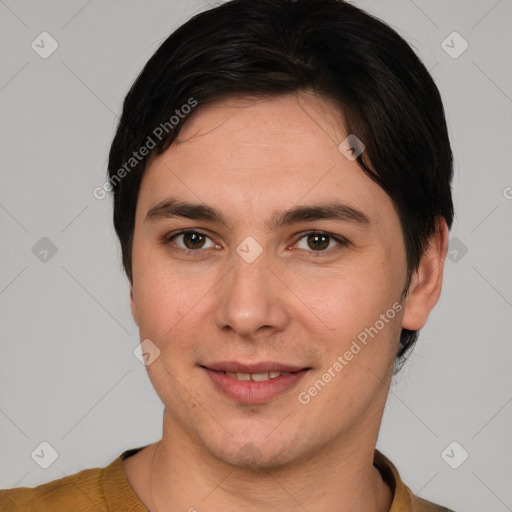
[134,273,204,399]
[289,257,404,397]
[287,255,400,333]
[134,279,181,339]
[132,251,215,339]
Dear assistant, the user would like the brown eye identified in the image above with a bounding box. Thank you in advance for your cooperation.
[294,231,348,253]
[167,231,216,252]
[306,233,330,251]
[182,232,206,249]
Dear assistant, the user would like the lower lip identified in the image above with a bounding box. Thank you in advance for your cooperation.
[203,368,309,404]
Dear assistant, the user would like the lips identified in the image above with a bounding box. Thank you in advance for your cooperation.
[203,361,306,373]
[201,361,310,404]
[221,371,290,381]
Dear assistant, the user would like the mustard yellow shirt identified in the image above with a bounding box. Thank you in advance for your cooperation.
[0,447,455,511]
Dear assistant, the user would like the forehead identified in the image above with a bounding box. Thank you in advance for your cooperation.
[177,92,344,140]
[137,93,396,229]
[173,93,346,162]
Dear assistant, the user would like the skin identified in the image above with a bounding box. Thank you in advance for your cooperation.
[123,91,449,511]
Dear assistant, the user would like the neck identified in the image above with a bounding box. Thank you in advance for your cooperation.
[146,410,393,512]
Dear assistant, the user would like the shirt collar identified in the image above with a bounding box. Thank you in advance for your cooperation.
[102,446,414,511]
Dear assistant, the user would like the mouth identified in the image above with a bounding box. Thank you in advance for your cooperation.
[200,362,311,404]
[208,370,295,381]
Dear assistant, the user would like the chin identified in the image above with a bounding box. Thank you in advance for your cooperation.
[219,446,295,471]
[199,430,309,471]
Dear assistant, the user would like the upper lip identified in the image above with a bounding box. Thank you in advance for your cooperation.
[202,361,308,373]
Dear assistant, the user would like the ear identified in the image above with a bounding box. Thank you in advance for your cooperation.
[401,217,449,331]
[130,284,140,326]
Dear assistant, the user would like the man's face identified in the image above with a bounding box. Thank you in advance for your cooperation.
[130,92,408,468]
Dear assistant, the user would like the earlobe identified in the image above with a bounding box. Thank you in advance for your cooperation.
[401,218,449,331]
[130,286,140,326]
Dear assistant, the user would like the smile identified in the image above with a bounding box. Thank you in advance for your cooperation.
[214,370,292,381]
[201,363,310,404]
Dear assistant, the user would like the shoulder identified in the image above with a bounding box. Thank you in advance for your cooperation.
[414,495,457,512]
[0,461,113,512]
[374,450,457,512]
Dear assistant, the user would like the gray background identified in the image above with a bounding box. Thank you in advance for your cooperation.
[1,0,511,510]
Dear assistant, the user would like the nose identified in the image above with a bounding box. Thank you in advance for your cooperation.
[214,249,290,339]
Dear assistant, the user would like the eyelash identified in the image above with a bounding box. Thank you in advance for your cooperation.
[163,230,349,258]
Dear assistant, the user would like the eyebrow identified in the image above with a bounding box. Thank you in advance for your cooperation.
[145,198,371,230]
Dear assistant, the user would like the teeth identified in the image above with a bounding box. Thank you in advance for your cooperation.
[222,371,292,381]
[251,372,269,381]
